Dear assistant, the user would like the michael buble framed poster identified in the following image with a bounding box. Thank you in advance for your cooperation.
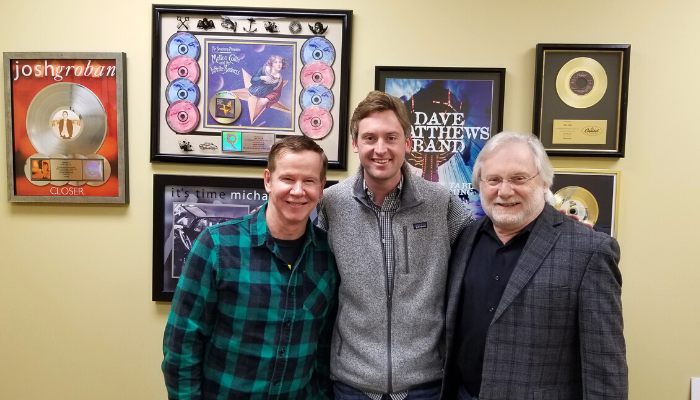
[150,5,352,169]
[533,44,630,158]
[152,174,337,301]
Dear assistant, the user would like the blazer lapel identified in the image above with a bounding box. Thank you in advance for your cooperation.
[491,206,563,324]
[446,217,487,334]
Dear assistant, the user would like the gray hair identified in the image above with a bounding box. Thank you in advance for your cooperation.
[472,132,554,201]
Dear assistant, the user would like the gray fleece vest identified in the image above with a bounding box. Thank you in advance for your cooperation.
[320,167,453,393]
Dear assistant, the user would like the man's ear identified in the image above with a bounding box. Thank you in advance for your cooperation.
[263,169,272,193]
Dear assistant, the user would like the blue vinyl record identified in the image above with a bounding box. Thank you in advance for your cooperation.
[300,37,335,66]
[166,78,200,105]
[166,32,201,60]
[300,84,334,110]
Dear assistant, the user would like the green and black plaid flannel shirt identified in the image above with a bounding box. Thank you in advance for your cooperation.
[162,204,338,400]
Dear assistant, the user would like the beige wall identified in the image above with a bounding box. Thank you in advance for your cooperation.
[1,0,698,398]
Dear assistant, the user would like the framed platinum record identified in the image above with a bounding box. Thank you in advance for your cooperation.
[3,52,128,203]
[150,5,352,169]
[533,44,630,158]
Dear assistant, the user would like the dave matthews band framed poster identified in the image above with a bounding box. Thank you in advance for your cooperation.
[376,67,505,218]
[533,44,630,157]
[551,169,620,237]
[4,52,128,203]
[150,6,352,169]
[152,174,337,301]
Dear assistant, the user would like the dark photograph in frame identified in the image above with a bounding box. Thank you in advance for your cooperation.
[551,168,620,237]
[3,52,128,203]
[533,44,630,158]
[152,174,337,301]
[375,66,505,219]
[150,5,352,169]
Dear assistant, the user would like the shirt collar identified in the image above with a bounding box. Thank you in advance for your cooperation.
[482,209,543,244]
[251,202,318,248]
[362,175,403,204]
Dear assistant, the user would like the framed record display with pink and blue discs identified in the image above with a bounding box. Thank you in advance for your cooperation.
[3,52,128,203]
[376,66,505,219]
[150,5,352,169]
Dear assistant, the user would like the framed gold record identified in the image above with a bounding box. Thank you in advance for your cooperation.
[533,44,630,158]
[551,169,620,237]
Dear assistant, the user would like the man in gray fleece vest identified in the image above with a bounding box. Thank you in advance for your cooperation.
[317,91,473,400]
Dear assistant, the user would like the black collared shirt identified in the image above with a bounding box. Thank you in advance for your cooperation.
[456,216,538,397]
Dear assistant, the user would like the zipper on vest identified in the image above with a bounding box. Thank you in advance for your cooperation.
[387,292,393,393]
[385,214,395,393]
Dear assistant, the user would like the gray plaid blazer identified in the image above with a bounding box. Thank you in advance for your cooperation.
[441,205,628,400]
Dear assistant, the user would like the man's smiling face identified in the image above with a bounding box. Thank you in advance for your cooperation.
[352,109,411,190]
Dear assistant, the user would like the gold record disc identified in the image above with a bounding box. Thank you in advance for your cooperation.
[555,57,608,109]
[553,186,599,226]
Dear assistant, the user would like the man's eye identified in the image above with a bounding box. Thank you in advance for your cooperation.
[487,178,501,185]
[511,176,527,183]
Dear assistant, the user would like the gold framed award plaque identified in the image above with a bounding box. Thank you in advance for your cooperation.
[533,44,630,157]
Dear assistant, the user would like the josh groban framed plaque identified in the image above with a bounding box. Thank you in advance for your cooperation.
[551,168,620,237]
[3,52,128,203]
[533,44,630,158]
[152,174,337,301]
[150,5,352,169]
[376,66,505,218]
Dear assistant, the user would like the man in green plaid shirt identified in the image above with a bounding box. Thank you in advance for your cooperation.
[162,136,338,400]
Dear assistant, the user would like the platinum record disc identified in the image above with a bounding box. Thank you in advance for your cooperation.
[26,82,107,156]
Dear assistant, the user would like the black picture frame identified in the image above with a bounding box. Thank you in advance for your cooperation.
[152,174,336,301]
[150,5,352,169]
[552,168,620,237]
[533,44,631,157]
[375,66,505,219]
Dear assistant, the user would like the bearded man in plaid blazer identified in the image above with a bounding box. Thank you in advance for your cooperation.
[441,132,627,400]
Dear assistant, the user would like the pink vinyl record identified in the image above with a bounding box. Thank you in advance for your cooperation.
[299,106,333,139]
[166,100,199,134]
[300,61,335,88]
[166,55,200,82]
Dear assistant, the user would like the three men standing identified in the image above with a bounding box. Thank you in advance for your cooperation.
[162,92,627,400]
